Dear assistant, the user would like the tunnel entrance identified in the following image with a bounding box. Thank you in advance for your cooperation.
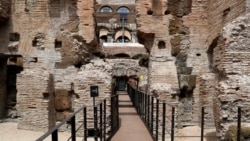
[115,76,128,91]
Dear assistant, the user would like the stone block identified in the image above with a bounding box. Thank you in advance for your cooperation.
[55,89,69,97]
[55,96,71,111]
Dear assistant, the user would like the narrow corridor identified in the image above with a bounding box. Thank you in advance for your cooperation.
[111,91,153,141]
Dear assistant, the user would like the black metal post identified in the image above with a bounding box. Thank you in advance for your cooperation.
[116,94,119,128]
[94,106,98,141]
[237,107,241,141]
[201,107,204,141]
[100,103,103,141]
[156,99,159,141]
[84,107,87,141]
[52,129,58,141]
[140,91,142,114]
[104,99,106,141]
[142,93,146,122]
[162,103,166,141]
[147,95,150,128]
[71,116,76,141]
[151,97,154,134]
[171,107,175,141]
[144,93,147,121]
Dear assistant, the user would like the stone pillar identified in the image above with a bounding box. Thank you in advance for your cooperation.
[17,71,55,131]
[0,56,7,118]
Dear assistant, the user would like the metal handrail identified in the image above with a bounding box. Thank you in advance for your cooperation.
[36,105,90,141]
[36,94,120,141]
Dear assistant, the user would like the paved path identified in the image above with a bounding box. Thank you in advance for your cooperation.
[111,91,153,141]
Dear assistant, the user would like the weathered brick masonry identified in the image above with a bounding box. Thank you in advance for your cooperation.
[0,0,249,140]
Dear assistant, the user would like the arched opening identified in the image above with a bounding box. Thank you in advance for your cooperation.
[100,35,108,42]
[114,30,132,42]
[158,40,166,49]
[99,29,109,42]
[116,36,130,43]
[165,10,171,15]
[117,6,130,14]
[100,6,113,13]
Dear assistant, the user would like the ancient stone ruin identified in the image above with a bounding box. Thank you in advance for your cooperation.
[0,0,250,140]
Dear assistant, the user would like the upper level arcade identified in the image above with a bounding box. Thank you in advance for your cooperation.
[95,4,147,58]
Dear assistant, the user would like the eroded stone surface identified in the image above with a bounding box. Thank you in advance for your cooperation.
[0,1,249,139]
[211,13,250,139]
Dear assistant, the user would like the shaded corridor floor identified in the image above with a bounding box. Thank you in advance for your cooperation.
[111,91,153,141]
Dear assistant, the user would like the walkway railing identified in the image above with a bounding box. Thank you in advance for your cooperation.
[127,84,249,141]
[36,94,119,141]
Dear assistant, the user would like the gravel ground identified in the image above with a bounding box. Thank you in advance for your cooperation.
[0,122,83,141]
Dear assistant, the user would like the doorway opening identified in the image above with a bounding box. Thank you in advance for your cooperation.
[6,56,23,119]
[115,76,128,91]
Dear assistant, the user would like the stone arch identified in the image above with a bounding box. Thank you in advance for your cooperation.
[112,63,147,78]
[114,30,132,42]
[99,29,109,42]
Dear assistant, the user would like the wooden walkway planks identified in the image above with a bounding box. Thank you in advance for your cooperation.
[111,91,153,141]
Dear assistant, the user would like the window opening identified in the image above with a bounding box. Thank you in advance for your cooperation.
[158,40,166,49]
[147,10,153,15]
[100,6,113,13]
[9,33,20,41]
[55,39,62,48]
[117,7,130,14]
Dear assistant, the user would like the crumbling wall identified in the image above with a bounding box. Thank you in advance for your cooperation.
[211,13,250,139]
[16,70,55,131]
[207,0,245,47]
[136,0,179,103]
[0,0,10,53]
[10,0,97,130]
[0,0,10,23]
[77,0,96,44]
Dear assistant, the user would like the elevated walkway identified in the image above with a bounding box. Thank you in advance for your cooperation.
[111,91,153,141]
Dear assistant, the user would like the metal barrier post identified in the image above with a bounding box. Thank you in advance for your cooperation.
[71,116,76,141]
[147,95,150,128]
[201,107,204,141]
[94,106,98,141]
[151,97,154,134]
[171,107,175,141]
[52,129,58,141]
[144,93,146,121]
[162,103,166,141]
[142,93,146,121]
[104,99,106,141]
[116,94,119,128]
[139,92,142,115]
[100,103,103,141]
[237,107,241,141]
[84,107,87,141]
[156,99,159,141]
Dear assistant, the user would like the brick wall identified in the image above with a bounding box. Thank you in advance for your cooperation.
[212,13,250,139]
[16,71,55,131]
